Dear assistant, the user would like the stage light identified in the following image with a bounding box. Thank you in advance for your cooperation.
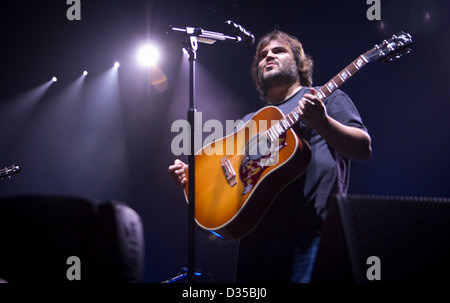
[83,71,88,76]
[52,77,57,82]
[114,61,120,68]
[137,44,159,66]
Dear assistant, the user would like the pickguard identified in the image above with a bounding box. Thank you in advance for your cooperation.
[239,133,287,195]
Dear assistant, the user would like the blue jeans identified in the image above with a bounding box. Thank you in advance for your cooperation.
[290,235,321,283]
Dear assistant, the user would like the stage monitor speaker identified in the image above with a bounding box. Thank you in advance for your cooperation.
[311,194,450,283]
[0,195,145,283]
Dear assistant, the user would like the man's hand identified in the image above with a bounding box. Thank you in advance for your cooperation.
[168,159,188,187]
[298,87,328,130]
[298,87,372,160]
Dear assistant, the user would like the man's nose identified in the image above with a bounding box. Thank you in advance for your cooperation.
[265,51,276,61]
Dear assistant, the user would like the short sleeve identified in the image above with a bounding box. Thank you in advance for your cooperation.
[323,89,368,133]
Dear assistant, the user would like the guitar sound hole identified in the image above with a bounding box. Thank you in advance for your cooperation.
[245,133,271,160]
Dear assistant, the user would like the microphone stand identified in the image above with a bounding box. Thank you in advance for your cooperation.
[168,25,243,283]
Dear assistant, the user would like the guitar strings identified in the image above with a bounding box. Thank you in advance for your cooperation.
[228,131,273,166]
[224,107,303,166]
[228,135,263,164]
[227,118,289,166]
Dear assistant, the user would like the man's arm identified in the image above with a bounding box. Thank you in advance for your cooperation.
[298,88,372,160]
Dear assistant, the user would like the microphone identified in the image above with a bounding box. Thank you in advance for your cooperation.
[225,20,255,45]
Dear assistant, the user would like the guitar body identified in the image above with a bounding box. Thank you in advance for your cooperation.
[184,106,311,240]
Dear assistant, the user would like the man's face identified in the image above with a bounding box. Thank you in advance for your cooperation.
[257,40,298,89]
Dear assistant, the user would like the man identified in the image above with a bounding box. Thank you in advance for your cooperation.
[168,30,371,282]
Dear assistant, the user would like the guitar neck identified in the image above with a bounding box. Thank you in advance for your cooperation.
[315,54,369,101]
[266,54,369,141]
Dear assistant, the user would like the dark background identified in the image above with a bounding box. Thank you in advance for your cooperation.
[0,0,448,283]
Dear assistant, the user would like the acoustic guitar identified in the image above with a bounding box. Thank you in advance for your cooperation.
[184,31,413,240]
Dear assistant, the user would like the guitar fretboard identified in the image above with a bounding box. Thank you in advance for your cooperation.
[266,54,368,141]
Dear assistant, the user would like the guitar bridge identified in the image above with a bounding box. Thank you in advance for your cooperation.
[220,157,237,187]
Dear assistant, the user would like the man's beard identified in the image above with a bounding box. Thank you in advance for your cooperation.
[258,62,298,92]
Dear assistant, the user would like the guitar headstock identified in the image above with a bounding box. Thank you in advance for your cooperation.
[0,164,22,180]
[364,31,413,63]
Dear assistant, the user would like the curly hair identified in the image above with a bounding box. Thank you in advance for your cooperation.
[251,30,314,101]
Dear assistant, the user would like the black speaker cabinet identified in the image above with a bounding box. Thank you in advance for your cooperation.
[0,195,145,283]
[311,194,450,283]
